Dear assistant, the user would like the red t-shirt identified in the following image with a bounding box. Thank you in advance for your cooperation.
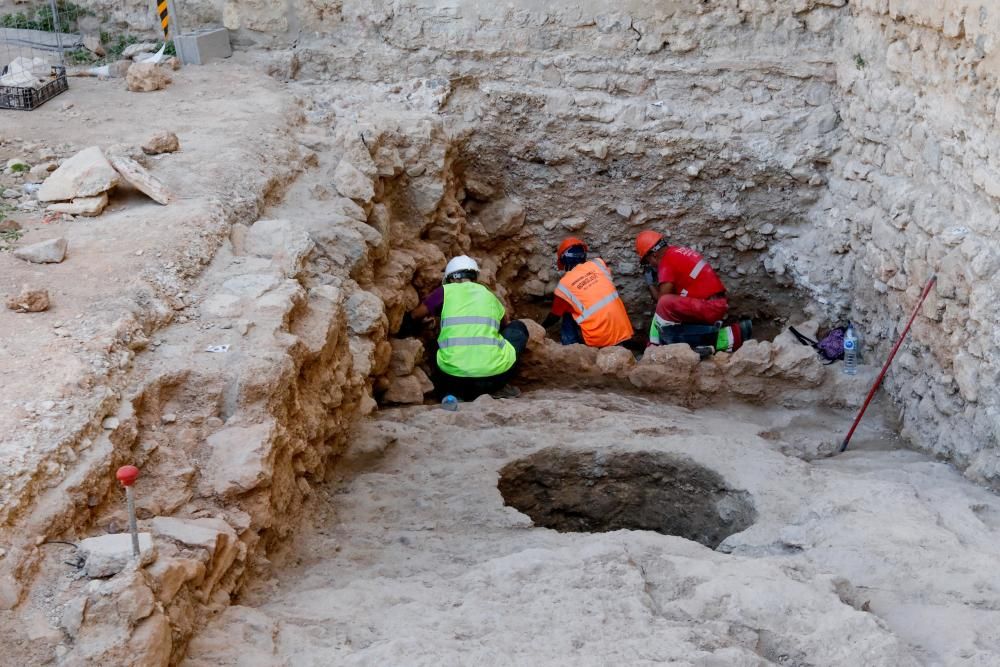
[551,294,572,316]
[657,246,725,299]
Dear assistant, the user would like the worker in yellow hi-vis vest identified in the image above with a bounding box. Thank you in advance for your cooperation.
[402,256,527,400]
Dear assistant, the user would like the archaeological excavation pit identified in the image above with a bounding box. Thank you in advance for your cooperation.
[4,0,1000,665]
[497,448,756,549]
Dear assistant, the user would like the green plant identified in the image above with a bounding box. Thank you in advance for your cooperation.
[104,33,140,60]
[0,1,90,33]
[0,228,23,242]
[853,53,866,70]
[66,48,96,64]
[9,163,29,173]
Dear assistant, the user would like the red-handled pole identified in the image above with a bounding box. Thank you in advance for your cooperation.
[839,274,937,453]
[116,465,141,558]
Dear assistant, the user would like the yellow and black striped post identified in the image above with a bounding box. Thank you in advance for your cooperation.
[157,0,171,39]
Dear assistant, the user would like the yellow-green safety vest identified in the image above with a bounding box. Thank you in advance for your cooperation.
[437,282,516,378]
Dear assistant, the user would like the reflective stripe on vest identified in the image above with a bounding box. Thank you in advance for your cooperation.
[573,290,622,325]
[440,316,501,329]
[593,259,614,282]
[438,336,507,349]
[555,283,585,313]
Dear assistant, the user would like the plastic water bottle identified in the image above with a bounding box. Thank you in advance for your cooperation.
[441,395,459,411]
[843,323,858,375]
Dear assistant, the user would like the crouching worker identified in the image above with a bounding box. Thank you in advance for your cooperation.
[405,255,527,400]
[541,237,634,347]
[635,230,747,352]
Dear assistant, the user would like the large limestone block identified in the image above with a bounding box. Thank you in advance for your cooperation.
[770,342,825,386]
[197,421,276,497]
[470,198,526,241]
[389,337,425,376]
[78,532,155,578]
[333,159,374,203]
[47,193,108,217]
[14,237,67,264]
[628,344,700,392]
[150,516,240,600]
[147,556,206,604]
[346,288,386,335]
[383,368,434,404]
[596,346,636,377]
[151,516,236,552]
[37,146,119,202]
[244,218,314,276]
[108,154,173,205]
[126,62,171,92]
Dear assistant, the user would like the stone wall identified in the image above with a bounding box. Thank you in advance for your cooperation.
[775,1,1000,482]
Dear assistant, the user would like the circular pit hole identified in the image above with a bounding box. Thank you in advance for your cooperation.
[498,448,755,549]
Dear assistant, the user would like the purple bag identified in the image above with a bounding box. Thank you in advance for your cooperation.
[789,325,846,363]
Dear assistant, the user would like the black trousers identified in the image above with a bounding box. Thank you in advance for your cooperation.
[435,321,529,400]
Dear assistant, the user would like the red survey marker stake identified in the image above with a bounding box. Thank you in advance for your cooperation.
[116,465,141,558]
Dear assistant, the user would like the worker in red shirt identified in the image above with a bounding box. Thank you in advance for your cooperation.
[635,230,746,351]
[541,237,634,347]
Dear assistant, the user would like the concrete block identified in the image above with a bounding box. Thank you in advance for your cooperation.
[175,28,232,66]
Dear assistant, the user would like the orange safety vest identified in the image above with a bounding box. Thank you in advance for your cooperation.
[555,258,634,347]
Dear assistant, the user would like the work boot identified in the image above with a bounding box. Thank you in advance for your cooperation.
[491,385,521,399]
[693,345,715,359]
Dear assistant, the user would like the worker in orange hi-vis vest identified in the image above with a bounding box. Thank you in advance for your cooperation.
[541,237,635,347]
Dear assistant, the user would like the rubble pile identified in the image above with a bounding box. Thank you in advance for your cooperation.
[36,144,174,214]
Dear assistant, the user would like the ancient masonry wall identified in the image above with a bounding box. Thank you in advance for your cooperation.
[776,1,1000,482]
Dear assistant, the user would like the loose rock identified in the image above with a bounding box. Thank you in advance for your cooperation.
[13,237,68,264]
[333,160,374,203]
[5,286,50,313]
[108,155,173,205]
[121,42,157,59]
[126,63,171,93]
[47,193,108,217]
[37,147,119,202]
[78,532,155,578]
[142,131,180,155]
[383,368,434,404]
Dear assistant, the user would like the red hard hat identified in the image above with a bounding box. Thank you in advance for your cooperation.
[556,237,588,270]
[635,230,664,260]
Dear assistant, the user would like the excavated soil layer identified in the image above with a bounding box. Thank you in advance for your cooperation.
[498,449,755,548]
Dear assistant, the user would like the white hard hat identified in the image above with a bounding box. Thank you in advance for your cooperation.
[444,255,480,281]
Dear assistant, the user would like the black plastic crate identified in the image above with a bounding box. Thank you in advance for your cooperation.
[0,65,68,111]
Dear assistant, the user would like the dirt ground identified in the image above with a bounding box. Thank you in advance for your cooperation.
[0,55,300,662]
[184,389,1000,666]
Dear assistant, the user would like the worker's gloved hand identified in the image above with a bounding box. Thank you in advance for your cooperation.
[643,265,658,287]
[396,312,422,337]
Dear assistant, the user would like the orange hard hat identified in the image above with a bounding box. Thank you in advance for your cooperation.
[635,230,664,260]
[556,237,588,269]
